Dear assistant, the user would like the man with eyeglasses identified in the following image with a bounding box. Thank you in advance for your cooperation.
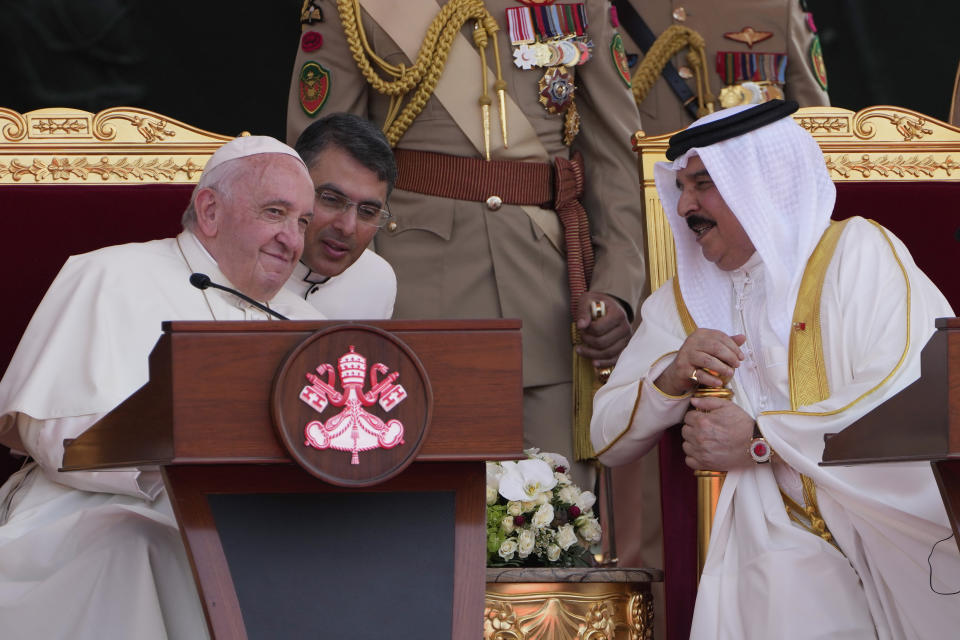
[285,112,398,320]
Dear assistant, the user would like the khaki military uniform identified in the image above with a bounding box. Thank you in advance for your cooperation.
[287,0,646,486]
[623,0,830,136]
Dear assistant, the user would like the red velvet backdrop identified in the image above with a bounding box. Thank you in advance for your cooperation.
[832,182,960,311]
[0,184,191,476]
[1,184,192,376]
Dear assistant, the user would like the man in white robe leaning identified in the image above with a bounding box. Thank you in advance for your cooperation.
[591,100,960,638]
[285,112,397,320]
[0,136,321,639]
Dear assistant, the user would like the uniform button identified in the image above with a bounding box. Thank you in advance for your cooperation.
[672,7,687,21]
[387,221,398,232]
[486,195,503,211]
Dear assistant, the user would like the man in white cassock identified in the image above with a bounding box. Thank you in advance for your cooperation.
[591,100,960,639]
[0,136,322,639]
[285,112,397,320]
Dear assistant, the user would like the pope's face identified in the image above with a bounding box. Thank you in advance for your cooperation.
[206,155,315,301]
[302,145,388,278]
[675,155,755,271]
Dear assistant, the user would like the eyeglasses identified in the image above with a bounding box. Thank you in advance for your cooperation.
[315,189,392,228]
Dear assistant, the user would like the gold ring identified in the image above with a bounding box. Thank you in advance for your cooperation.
[597,367,613,384]
[689,368,699,384]
[590,299,606,319]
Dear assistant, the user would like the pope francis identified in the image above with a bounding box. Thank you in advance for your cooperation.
[0,136,322,639]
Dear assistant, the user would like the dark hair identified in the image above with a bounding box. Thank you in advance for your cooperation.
[294,113,397,197]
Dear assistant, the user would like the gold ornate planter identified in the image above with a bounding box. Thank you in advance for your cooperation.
[485,567,661,640]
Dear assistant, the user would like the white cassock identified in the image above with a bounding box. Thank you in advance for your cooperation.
[284,249,396,319]
[592,218,960,639]
[0,231,323,640]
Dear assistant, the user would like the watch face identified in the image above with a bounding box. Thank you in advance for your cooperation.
[750,438,772,463]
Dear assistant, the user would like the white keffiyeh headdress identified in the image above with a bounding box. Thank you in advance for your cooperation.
[653,103,836,348]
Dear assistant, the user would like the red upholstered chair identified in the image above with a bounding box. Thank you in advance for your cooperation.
[0,107,232,482]
[632,105,960,640]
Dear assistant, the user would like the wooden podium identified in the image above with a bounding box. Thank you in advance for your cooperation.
[62,319,524,640]
[822,317,960,551]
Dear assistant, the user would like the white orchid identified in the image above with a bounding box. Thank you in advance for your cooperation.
[497,459,558,502]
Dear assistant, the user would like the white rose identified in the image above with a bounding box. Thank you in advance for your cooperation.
[576,491,597,512]
[517,529,536,558]
[578,517,602,543]
[534,492,550,506]
[554,471,572,486]
[532,503,555,529]
[507,501,523,516]
[521,500,537,512]
[558,486,580,505]
[486,485,499,505]
[498,538,518,561]
[501,516,516,534]
[557,523,578,550]
[546,544,561,562]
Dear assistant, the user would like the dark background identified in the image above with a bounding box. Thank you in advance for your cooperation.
[0,0,958,139]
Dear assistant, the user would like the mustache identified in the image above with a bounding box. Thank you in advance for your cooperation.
[686,214,715,231]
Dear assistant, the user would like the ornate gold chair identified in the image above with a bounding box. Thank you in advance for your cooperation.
[0,107,233,479]
[632,105,960,639]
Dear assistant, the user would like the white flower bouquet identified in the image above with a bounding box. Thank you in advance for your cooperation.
[486,449,601,567]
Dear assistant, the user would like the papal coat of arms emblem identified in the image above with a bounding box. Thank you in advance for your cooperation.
[299,345,406,464]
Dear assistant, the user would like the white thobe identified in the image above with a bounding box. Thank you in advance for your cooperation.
[0,231,323,640]
[592,218,960,639]
[284,249,397,320]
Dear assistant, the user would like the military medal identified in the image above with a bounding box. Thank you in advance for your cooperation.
[716,51,787,107]
[538,66,575,113]
[506,3,594,70]
[563,100,580,147]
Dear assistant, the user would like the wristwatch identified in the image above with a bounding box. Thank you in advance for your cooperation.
[748,423,772,463]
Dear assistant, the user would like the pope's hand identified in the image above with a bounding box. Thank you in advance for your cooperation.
[681,397,755,470]
[655,328,745,396]
[575,291,631,369]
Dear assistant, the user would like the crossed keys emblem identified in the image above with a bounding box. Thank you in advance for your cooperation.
[299,345,406,464]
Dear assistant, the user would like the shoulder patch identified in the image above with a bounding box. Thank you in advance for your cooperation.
[610,33,631,87]
[809,36,828,91]
[299,61,330,117]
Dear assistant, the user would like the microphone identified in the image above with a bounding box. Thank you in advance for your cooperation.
[189,273,290,320]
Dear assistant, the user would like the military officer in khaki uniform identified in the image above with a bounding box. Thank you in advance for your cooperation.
[618,0,830,136]
[287,0,646,487]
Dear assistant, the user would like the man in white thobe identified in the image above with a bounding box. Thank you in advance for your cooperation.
[591,100,960,638]
[0,136,321,639]
[285,112,397,320]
